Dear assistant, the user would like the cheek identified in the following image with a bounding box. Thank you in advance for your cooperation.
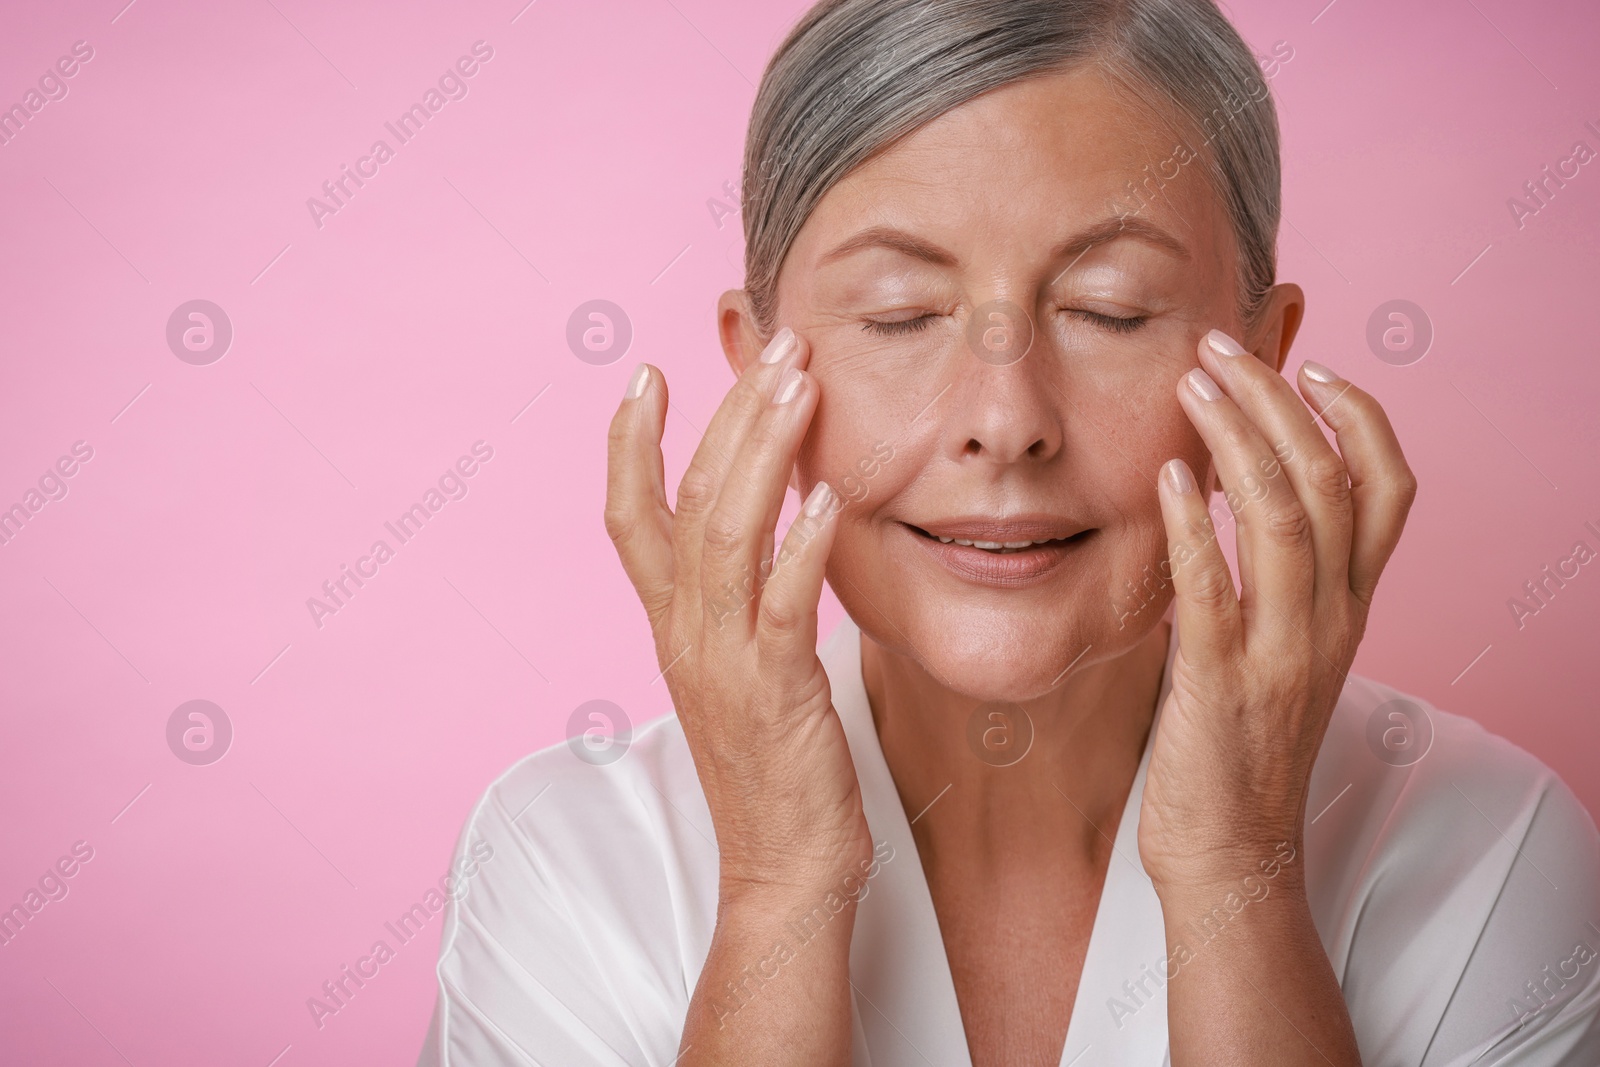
[1075,368,1204,510]
[795,363,928,504]
[798,416,913,515]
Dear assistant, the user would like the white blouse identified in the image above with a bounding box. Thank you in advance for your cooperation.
[417,613,1600,1066]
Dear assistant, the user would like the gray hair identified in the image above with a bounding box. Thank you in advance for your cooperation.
[740,0,1282,340]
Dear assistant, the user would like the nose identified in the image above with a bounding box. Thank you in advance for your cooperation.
[940,305,1063,466]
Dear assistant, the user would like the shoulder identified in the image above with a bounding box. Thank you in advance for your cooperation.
[1307,672,1600,1064]
[1308,670,1596,886]
[440,706,716,946]
[419,711,717,1066]
[457,708,712,880]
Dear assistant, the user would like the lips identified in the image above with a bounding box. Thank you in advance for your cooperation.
[899,517,1093,586]
[906,514,1089,544]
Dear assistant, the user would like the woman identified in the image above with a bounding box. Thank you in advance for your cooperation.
[419,0,1600,1063]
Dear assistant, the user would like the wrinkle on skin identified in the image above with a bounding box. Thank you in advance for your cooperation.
[768,67,1241,707]
[714,61,1303,1063]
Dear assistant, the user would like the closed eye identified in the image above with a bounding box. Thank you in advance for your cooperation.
[1068,309,1147,333]
[864,309,1147,336]
[863,314,936,336]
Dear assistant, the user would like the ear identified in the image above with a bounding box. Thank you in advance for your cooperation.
[717,288,767,379]
[717,289,804,494]
[1248,282,1306,375]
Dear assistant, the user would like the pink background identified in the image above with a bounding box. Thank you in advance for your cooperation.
[1,0,1597,1062]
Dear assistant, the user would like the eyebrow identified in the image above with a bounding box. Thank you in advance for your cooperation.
[816,214,1191,269]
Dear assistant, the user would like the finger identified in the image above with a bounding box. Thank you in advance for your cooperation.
[1178,366,1316,632]
[605,362,675,628]
[701,363,819,637]
[1157,456,1240,669]
[1197,329,1353,606]
[756,480,842,675]
[673,327,804,614]
[1294,362,1418,610]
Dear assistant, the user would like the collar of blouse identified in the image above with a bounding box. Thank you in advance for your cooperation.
[824,611,1180,1067]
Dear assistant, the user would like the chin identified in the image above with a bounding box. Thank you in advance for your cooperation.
[887,600,1122,704]
[835,517,1171,699]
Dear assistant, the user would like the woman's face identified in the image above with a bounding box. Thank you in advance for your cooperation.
[750,65,1283,702]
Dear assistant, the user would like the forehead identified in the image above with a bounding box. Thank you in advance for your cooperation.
[787,64,1232,272]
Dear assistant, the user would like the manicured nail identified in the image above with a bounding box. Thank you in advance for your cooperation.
[1186,367,1223,401]
[1301,360,1342,384]
[803,480,834,518]
[773,366,804,404]
[624,362,650,399]
[1164,458,1195,495]
[1205,329,1249,358]
[760,326,798,364]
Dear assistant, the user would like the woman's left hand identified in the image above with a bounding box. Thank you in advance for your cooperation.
[1137,328,1418,895]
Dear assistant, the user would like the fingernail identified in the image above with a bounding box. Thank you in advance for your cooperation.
[1186,367,1223,401]
[1165,458,1195,495]
[1205,329,1249,358]
[624,362,650,399]
[773,366,804,404]
[760,326,797,364]
[1301,360,1342,384]
[803,480,834,518]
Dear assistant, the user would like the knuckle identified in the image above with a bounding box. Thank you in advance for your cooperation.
[758,594,801,636]
[716,380,766,435]
[675,468,718,518]
[1304,455,1352,505]
[1186,563,1236,613]
[1221,422,1257,455]
[1262,501,1313,545]
[602,503,638,546]
[701,509,747,555]
[747,416,785,458]
[1394,468,1420,508]
[732,373,768,411]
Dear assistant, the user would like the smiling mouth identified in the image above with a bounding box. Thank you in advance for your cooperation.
[903,523,1090,554]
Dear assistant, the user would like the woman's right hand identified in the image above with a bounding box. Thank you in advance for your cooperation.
[604,325,873,906]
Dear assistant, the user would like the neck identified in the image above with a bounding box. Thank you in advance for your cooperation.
[859,617,1171,871]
